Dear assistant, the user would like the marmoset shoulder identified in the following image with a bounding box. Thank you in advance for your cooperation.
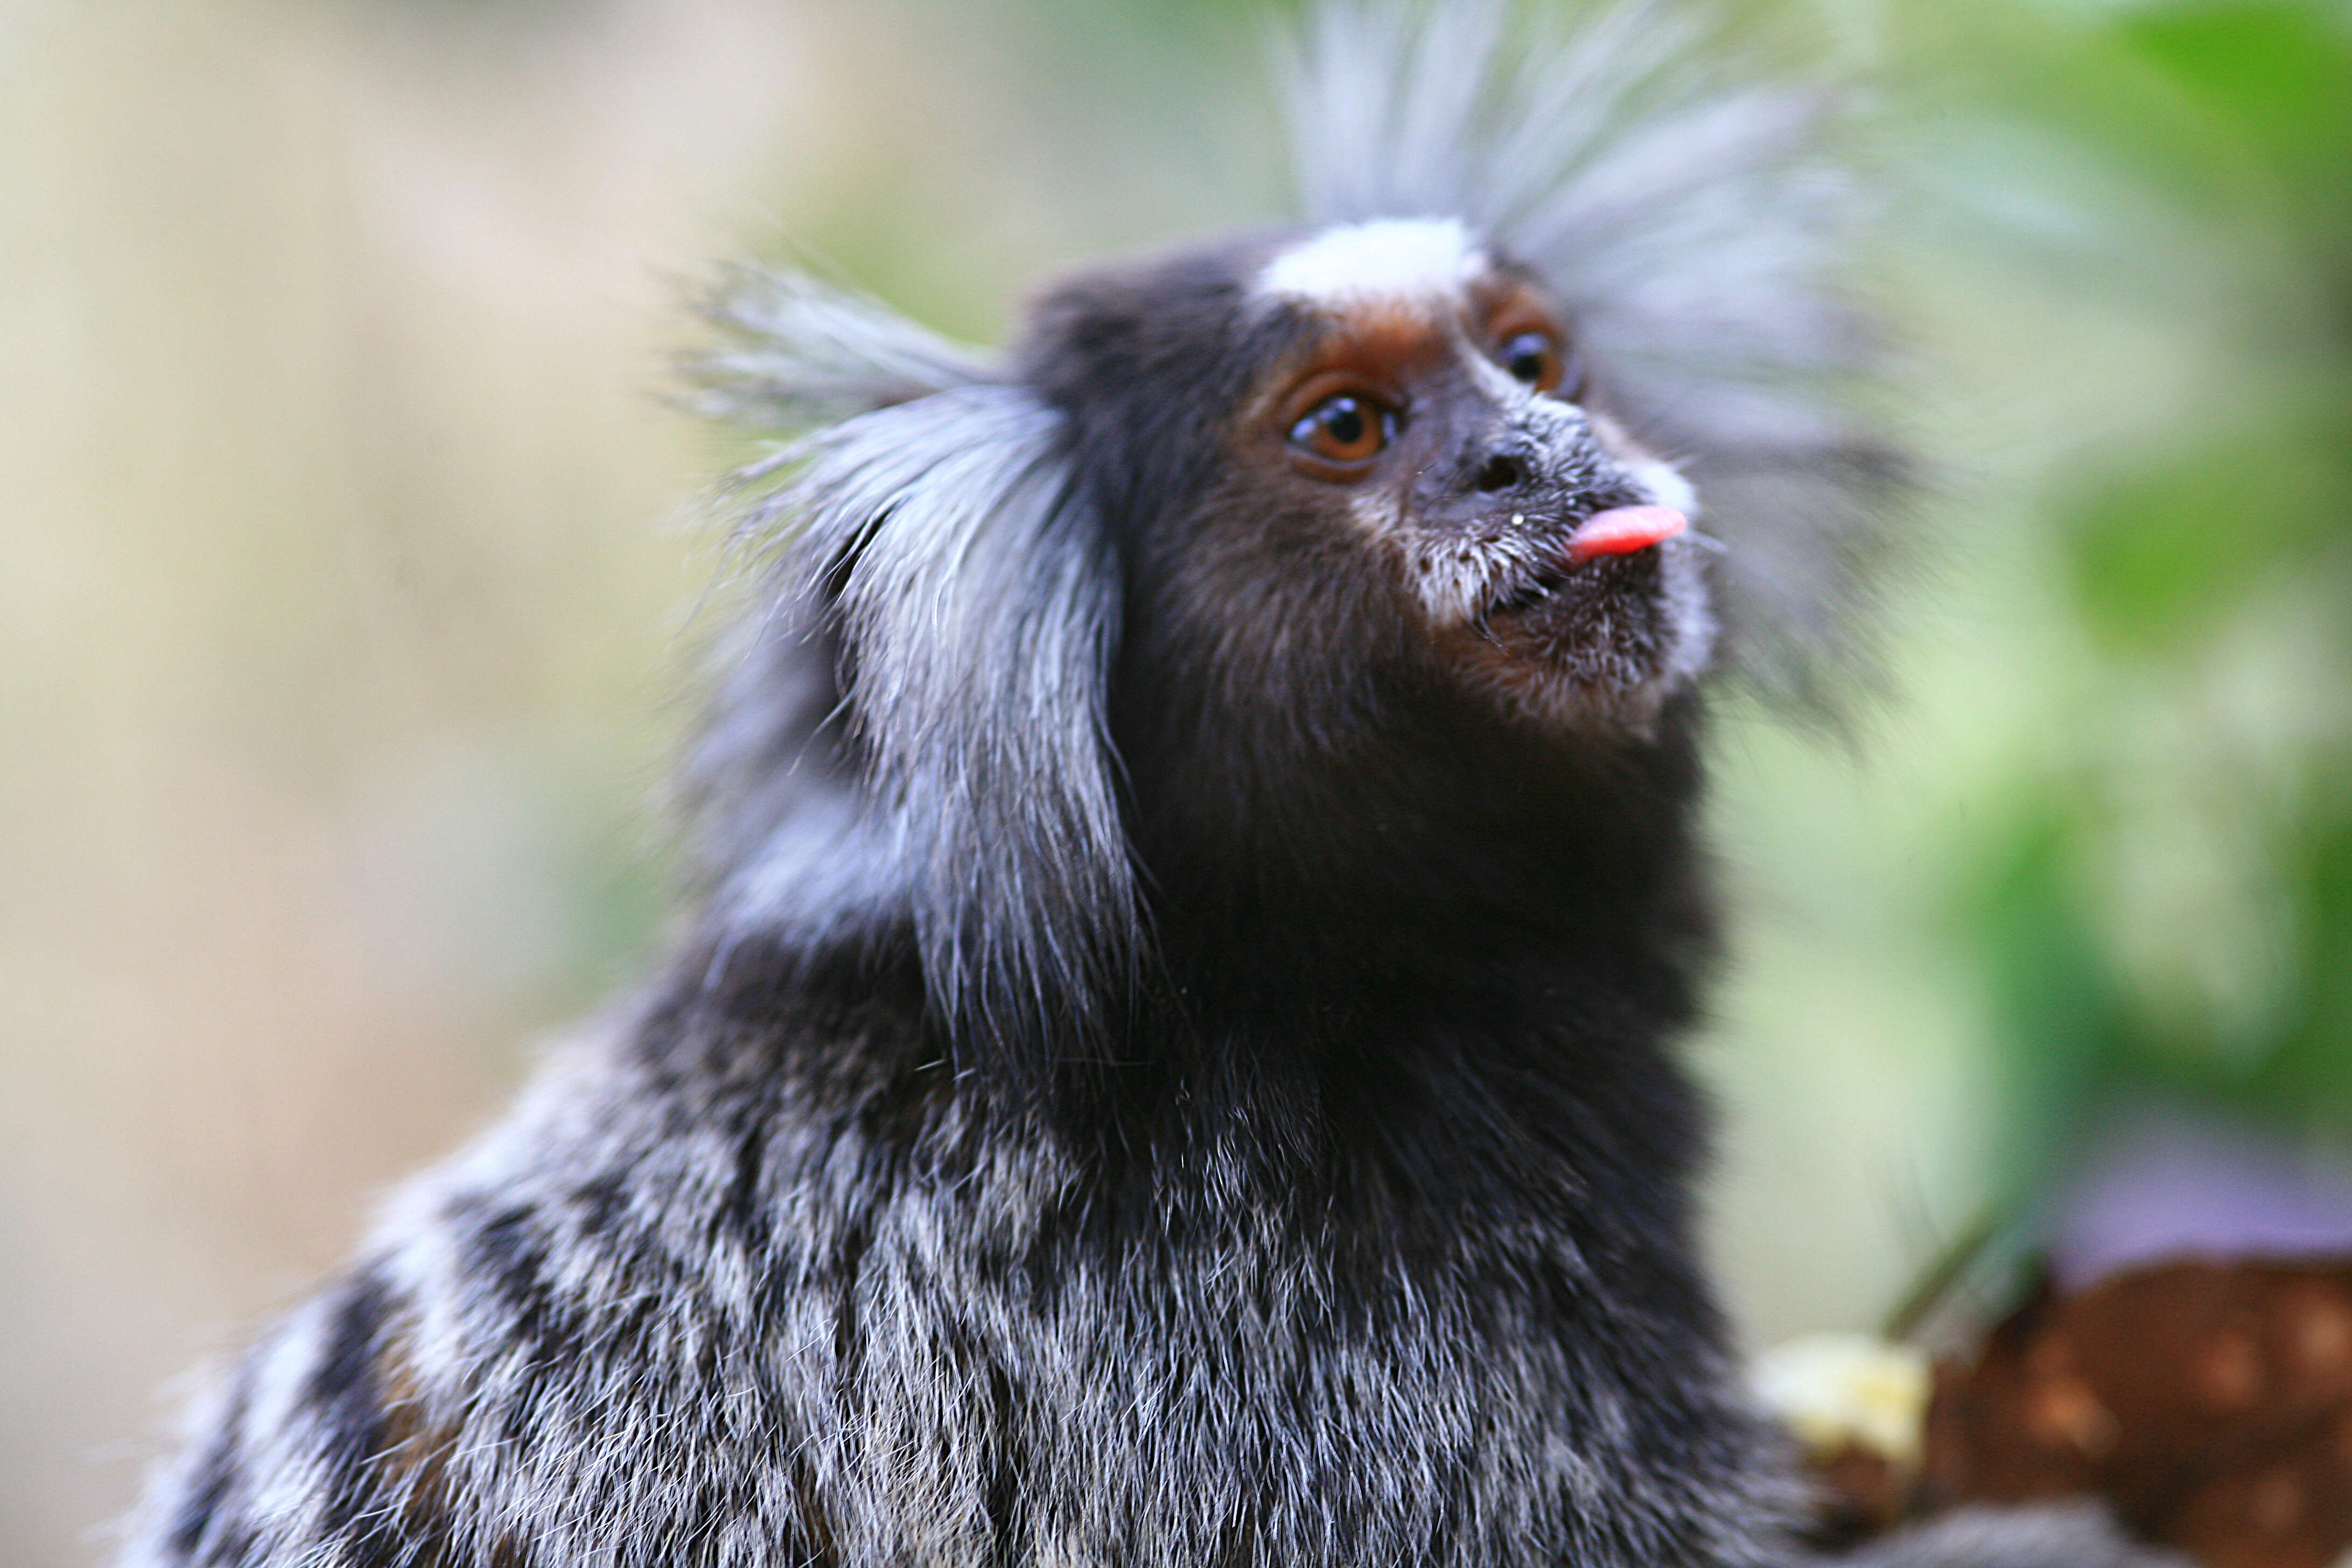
[121,4,2178,1566]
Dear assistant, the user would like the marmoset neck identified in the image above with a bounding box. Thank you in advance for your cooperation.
[675,669,1717,1220]
[1124,673,1715,1004]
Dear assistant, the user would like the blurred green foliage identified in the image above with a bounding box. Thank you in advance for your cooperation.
[1941,1,2352,1181]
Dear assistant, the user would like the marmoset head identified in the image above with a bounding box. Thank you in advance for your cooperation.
[1020,216,1713,746]
[685,0,1892,1066]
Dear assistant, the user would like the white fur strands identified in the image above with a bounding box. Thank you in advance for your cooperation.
[690,265,993,431]
[718,386,1139,1070]
[1253,215,1486,306]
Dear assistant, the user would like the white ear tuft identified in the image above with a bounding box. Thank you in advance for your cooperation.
[688,264,996,431]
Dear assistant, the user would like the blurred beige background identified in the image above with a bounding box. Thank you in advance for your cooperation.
[0,4,1288,1556]
[6,0,2326,1563]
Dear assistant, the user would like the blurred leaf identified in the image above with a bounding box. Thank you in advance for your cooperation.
[1958,805,2130,1178]
[2121,4,2352,222]
[2252,777,2352,1121]
[2059,416,2348,653]
[1909,1,2283,236]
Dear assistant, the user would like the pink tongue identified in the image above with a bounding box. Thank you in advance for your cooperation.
[1566,505,1687,564]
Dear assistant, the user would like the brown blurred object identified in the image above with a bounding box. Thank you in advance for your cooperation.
[1920,1258,2352,1568]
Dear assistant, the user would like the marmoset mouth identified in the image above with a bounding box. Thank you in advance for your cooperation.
[1432,499,1713,725]
[1477,505,1689,623]
[1488,549,1668,659]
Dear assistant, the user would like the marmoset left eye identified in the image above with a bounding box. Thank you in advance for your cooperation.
[1290,393,1393,465]
[1500,331,1562,392]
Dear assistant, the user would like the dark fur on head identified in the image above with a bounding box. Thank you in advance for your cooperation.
[121,5,2166,1568]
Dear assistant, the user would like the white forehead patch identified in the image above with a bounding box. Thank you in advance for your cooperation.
[1254,216,1486,308]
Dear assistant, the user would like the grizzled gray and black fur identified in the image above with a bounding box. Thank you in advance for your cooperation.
[121,4,2172,1566]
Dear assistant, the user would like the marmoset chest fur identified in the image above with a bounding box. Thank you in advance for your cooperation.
[117,4,2009,1566]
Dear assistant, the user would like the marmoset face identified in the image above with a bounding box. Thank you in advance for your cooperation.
[1233,216,1716,733]
[1017,214,1720,765]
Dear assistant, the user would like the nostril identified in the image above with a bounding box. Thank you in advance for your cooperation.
[1474,452,1524,494]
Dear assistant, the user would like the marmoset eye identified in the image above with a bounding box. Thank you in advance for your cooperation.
[1291,393,1392,465]
[1500,331,1563,392]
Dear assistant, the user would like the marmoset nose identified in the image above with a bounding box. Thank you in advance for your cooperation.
[1473,450,1527,494]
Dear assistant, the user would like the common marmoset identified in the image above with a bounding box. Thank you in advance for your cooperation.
[122,3,2173,1565]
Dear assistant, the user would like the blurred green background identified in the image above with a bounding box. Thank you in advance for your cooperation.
[1,0,2344,1561]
